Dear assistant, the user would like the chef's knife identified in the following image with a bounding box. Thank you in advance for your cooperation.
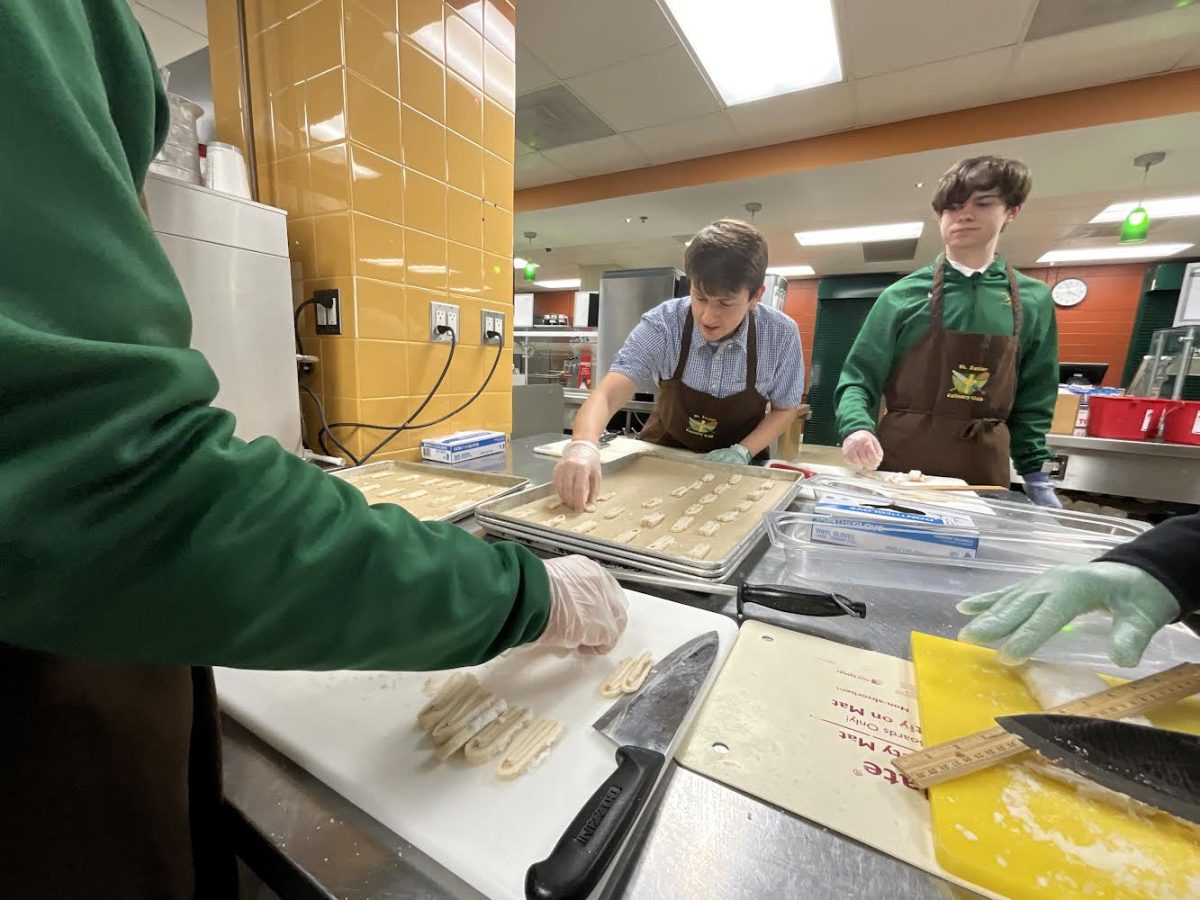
[606,568,866,620]
[996,714,1200,825]
[525,631,719,900]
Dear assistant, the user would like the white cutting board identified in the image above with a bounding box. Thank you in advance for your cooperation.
[533,436,661,462]
[215,591,737,900]
[677,623,999,900]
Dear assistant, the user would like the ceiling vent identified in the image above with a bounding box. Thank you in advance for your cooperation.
[1068,221,1157,240]
[515,85,615,152]
[1025,0,1181,41]
[862,238,919,263]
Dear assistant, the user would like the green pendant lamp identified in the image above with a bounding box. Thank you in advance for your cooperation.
[1119,152,1165,245]
[521,230,540,281]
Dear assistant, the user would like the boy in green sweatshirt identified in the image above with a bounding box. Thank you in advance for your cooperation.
[0,5,625,896]
[834,156,1061,506]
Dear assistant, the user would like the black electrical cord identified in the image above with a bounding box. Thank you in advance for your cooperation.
[298,382,360,465]
[293,293,335,356]
[353,325,459,465]
[324,330,505,464]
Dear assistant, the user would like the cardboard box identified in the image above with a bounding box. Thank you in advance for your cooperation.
[420,430,506,464]
[1050,391,1082,435]
[810,493,980,560]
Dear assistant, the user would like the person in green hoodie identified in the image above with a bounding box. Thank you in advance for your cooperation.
[0,5,626,898]
[834,156,1061,507]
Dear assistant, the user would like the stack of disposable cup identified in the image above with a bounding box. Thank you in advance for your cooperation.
[204,141,252,199]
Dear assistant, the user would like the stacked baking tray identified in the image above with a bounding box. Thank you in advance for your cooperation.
[475,452,803,580]
[332,461,527,522]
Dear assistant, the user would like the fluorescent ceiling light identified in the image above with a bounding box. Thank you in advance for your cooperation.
[661,0,842,106]
[534,278,582,289]
[1036,243,1193,264]
[767,265,816,277]
[513,257,529,269]
[1090,196,1200,224]
[795,222,924,246]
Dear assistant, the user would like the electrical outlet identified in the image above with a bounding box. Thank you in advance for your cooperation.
[314,288,341,335]
[430,301,459,342]
[480,309,505,344]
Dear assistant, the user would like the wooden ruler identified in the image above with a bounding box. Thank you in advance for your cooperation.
[896,662,1200,788]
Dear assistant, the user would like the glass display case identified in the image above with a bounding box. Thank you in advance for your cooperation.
[513,327,599,389]
[1128,325,1200,400]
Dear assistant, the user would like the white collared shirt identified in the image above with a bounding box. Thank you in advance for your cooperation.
[945,255,995,278]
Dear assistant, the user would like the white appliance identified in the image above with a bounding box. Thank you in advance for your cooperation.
[144,174,303,454]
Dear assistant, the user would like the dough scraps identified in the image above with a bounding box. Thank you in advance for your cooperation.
[572,521,597,534]
[687,542,712,560]
[616,528,642,543]
[497,719,564,780]
[685,504,704,516]
[464,706,531,765]
[670,516,694,533]
[701,473,716,483]
[698,493,718,505]
[716,511,739,524]
[399,489,429,500]
[600,651,654,698]
[647,535,676,552]
[603,506,626,519]
[642,497,663,509]
[597,492,616,502]
[641,512,665,528]
[698,520,720,537]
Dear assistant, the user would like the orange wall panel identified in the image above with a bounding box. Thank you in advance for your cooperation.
[782,279,819,394]
[532,290,575,318]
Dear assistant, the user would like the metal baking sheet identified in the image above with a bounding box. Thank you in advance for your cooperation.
[332,460,527,522]
[475,452,802,579]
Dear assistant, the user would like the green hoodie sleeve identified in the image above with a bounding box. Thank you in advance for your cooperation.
[1009,277,1059,474]
[0,3,549,671]
[834,287,905,440]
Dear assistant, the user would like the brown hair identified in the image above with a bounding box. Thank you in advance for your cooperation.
[684,219,769,297]
[931,156,1032,214]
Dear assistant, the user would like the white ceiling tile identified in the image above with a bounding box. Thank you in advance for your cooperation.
[516,42,558,96]
[856,48,1014,125]
[1176,38,1200,69]
[515,152,576,189]
[542,134,652,177]
[130,2,206,65]
[567,46,719,132]
[516,140,537,156]
[725,82,857,147]
[839,0,1035,79]
[137,0,208,35]
[625,112,744,164]
[516,0,678,79]
[1002,8,1200,100]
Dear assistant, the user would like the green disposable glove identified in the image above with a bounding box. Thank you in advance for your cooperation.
[956,561,1181,667]
[705,443,751,465]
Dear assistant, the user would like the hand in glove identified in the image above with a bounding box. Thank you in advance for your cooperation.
[841,429,883,470]
[553,440,601,510]
[957,561,1181,667]
[704,443,751,465]
[537,555,629,655]
[1021,471,1062,509]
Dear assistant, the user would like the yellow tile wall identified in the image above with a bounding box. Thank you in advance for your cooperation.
[207,0,516,462]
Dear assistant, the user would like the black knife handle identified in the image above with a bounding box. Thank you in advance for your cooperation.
[525,745,665,900]
[737,584,866,620]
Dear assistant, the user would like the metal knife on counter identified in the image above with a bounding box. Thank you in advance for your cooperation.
[525,631,719,900]
[605,568,866,621]
[997,714,1200,825]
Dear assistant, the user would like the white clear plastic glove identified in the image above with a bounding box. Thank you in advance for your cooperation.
[841,429,883,470]
[538,556,629,655]
[957,561,1181,668]
[1021,471,1063,509]
[553,440,601,510]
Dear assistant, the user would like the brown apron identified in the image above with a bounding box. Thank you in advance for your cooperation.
[877,256,1022,485]
[0,644,235,899]
[640,308,770,460]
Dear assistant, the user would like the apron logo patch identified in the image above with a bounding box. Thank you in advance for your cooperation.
[947,366,989,402]
[686,414,718,437]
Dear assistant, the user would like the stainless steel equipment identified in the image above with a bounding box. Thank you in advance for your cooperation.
[145,174,303,454]
[597,267,687,394]
[760,273,789,311]
[526,632,720,900]
[512,384,567,438]
[1128,324,1200,399]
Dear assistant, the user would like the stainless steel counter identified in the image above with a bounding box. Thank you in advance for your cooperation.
[222,435,987,899]
[1046,433,1200,503]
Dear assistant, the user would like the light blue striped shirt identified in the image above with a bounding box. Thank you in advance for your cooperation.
[610,297,805,406]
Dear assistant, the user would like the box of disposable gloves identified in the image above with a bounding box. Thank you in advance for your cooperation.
[421,430,506,463]
[811,493,979,560]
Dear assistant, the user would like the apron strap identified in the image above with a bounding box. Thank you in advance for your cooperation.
[930,254,947,329]
[744,308,758,389]
[674,309,696,380]
[1005,262,1023,340]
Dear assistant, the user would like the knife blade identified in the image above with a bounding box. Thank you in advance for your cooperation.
[606,568,866,620]
[525,631,719,900]
[996,714,1200,825]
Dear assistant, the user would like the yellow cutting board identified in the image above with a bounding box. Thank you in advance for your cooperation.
[912,632,1200,900]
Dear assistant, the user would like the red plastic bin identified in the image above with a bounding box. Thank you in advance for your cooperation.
[1162,401,1200,446]
[1085,396,1177,440]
